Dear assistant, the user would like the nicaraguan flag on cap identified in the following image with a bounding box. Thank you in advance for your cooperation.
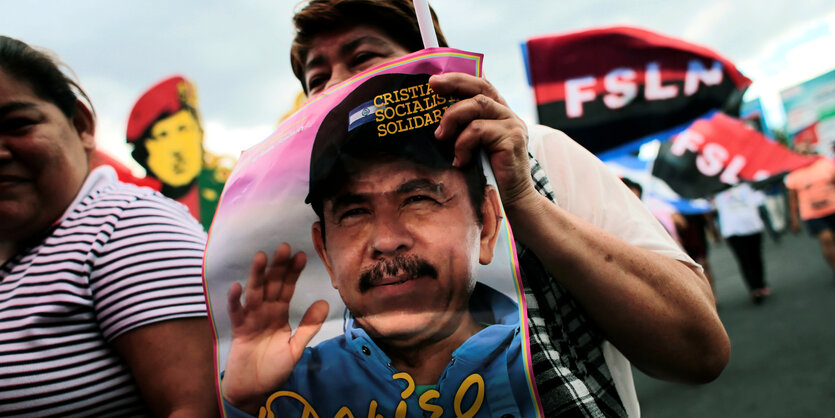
[348,100,378,131]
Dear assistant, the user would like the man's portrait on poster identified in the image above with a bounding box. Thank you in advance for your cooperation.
[221,73,535,417]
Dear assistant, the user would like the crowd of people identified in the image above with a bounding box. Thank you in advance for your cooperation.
[5,0,830,416]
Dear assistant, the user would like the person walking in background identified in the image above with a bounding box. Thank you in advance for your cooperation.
[785,155,835,279]
[714,183,770,304]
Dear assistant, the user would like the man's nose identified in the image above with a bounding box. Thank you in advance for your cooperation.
[369,215,414,258]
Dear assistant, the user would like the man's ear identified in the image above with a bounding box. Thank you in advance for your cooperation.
[478,185,503,265]
[311,221,338,288]
[72,100,96,152]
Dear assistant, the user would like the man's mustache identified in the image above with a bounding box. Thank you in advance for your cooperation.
[359,254,438,293]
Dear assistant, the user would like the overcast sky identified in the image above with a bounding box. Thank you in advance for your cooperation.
[3,0,835,173]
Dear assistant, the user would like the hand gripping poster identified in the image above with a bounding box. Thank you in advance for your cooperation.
[205,48,542,418]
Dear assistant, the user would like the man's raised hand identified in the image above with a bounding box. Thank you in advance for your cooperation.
[221,243,329,414]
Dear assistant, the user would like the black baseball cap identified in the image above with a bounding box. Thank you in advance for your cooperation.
[305,72,472,205]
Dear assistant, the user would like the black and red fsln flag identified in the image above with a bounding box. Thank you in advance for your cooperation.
[524,26,752,155]
[652,112,819,199]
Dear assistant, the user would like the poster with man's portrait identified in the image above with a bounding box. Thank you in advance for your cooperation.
[205,49,542,417]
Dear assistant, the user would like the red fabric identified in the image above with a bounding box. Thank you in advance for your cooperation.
[524,26,752,155]
[653,112,820,199]
[526,26,751,105]
[677,113,817,181]
[792,123,819,147]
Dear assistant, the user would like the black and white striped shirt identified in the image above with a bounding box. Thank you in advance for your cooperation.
[0,167,208,417]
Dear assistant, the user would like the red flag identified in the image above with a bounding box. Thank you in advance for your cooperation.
[524,26,751,155]
[792,123,819,148]
[652,112,818,199]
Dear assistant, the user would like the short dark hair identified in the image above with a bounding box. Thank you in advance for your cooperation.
[290,0,448,93]
[0,36,95,121]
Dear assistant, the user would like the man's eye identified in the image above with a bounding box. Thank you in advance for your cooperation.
[403,195,439,206]
[0,118,37,135]
[339,207,370,221]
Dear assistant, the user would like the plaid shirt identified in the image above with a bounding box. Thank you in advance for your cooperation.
[521,154,627,417]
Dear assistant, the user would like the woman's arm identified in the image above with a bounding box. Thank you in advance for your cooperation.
[113,318,220,417]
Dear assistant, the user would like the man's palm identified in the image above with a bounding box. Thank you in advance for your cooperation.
[222,244,329,413]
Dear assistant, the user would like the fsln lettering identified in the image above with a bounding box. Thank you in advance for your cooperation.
[564,59,725,118]
[670,127,767,186]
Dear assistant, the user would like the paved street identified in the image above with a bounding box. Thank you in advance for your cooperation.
[633,230,835,417]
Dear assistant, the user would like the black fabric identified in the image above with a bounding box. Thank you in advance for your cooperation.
[726,232,766,290]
